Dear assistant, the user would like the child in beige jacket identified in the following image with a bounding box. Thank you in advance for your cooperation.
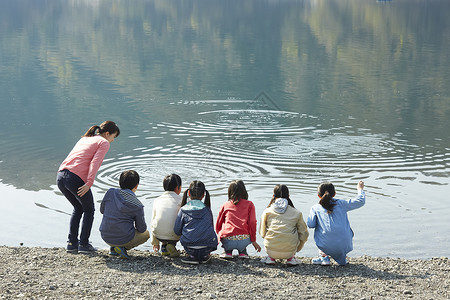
[260,184,309,265]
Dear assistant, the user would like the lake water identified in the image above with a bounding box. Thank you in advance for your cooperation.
[0,0,449,259]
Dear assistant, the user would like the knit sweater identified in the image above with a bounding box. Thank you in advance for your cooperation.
[215,199,258,242]
[59,135,110,187]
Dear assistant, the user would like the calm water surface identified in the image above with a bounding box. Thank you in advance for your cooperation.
[0,0,449,258]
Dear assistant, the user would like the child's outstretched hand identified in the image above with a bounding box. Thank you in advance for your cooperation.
[252,241,261,252]
[153,245,160,252]
[357,180,364,191]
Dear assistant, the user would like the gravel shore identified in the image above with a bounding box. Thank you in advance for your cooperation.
[0,246,448,299]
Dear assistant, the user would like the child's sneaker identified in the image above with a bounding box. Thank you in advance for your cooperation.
[220,252,233,259]
[78,243,97,254]
[260,256,276,265]
[109,246,119,256]
[312,256,331,266]
[66,242,78,253]
[114,247,130,259]
[286,256,300,266]
[181,255,200,265]
[238,249,249,259]
[160,245,170,256]
[201,255,212,264]
[166,244,180,258]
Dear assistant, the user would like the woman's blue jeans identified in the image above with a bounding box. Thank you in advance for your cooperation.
[57,170,94,246]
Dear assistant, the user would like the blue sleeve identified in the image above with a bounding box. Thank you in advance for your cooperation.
[307,206,318,228]
[135,208,147,233]
[100,188,113,214]
[340,190,366,212]
[173,210,183,236]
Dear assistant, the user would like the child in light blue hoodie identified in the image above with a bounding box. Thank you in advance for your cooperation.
[174,180,217,264]
[307,181,365,266]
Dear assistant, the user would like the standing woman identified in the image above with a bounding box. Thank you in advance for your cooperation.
[57,121,120,253]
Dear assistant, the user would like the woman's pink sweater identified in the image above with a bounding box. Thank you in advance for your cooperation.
[59,136,110,187]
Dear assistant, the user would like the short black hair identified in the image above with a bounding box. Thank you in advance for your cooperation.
[119,170,140,190]
[163,174,182,191]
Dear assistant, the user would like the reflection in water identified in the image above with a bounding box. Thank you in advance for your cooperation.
[0,0,449,257]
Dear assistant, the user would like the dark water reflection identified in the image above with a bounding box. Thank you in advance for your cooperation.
[0,0,449,258]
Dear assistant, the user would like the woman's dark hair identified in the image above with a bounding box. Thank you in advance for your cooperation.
[228,180,248,204]
[318,181,336,212]
[181,180,210,208]
[119,170,140,190]
[163,174,182,191]
[267,184,295,208]
[83,120,120,138]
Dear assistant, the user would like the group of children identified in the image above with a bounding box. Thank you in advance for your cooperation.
[57,121,366,266]
[99,171,366,266]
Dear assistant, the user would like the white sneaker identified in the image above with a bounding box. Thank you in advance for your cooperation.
[286,257,300,266]
[220,252,233,259]
[312,256,331,266]
[260,256,276,265]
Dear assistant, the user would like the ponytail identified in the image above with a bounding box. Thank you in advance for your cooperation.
[82,121,120,138]
[318,182,336,212]
[83,125,100,137]
[204,190,211,208]
[181,189,189,207]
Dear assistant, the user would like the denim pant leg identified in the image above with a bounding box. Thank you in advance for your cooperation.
[185,247,214,260]
[57,170,95,245]
[221,238,251,253]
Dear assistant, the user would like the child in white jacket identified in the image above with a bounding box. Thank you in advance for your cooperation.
[151,174,182,257]
[260,184,309,266]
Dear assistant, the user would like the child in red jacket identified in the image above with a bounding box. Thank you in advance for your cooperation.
[215,180,261,259]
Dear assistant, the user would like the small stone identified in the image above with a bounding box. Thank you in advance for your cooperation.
[210,294,217,299]
[74,282,80,287]
[196,289,203,293]
[49,285,57,290]
[403,290,412,295]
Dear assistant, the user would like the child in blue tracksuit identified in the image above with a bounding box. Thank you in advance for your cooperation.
[307,181,365,266]
[174,180,217,264]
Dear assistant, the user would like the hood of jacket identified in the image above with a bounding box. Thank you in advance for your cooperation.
[181,199,209,218]
[271,198,288,214]
[111,188,144,214]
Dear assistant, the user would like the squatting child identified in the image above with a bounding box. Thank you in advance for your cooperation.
[307,180,365,266]
[151,174,182,258]
[216,180,261,259]
[174,180,217,264]
[99,170,149,259]
[260,184,309,266]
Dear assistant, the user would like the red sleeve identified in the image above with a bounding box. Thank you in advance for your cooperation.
[215,204,225,236]
[247,201,257,242]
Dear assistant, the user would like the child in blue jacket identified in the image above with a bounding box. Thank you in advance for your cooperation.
[174,180,217,264]
[307,180,365,266]
[99,170,149,259]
